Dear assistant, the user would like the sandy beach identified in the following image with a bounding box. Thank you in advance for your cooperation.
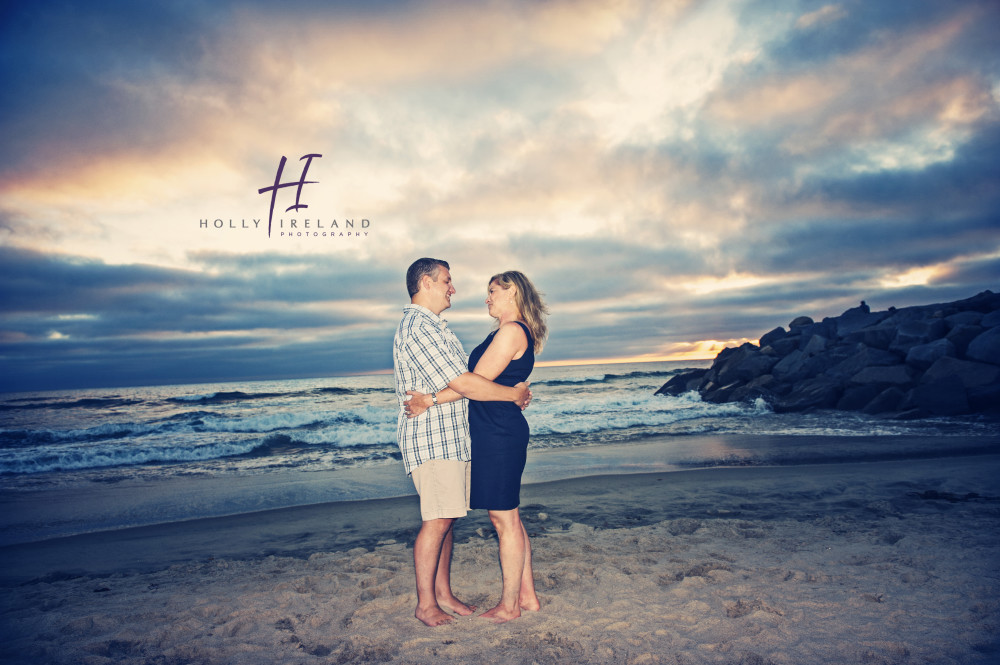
[2,448,999,665]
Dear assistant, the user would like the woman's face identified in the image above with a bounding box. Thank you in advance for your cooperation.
[485,280,517,319]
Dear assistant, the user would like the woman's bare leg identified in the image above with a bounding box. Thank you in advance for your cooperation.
[518,520,540,611]
[480,507,526,623]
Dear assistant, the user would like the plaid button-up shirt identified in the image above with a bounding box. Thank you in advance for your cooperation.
[393,304,471,475]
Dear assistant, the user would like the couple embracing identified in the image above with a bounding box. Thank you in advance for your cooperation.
[392,258,548,626]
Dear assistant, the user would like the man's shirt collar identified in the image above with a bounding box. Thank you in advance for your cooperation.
[404,303,448,325]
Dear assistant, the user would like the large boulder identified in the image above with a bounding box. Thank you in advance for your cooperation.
[982,310,1000,328]
[946,324,983,357]
[773,376,842,412]
[702,381,742,404]
[797,320,837,346]
[905,338,956,370]
[715,343,778,385]
[729,374,777,402]
[890,319,948,355]
[921,356,1000,390]
[837,385,881,411]
[654,369,708,396]
[764,336,800,357]
[772,349,808,382]
[862,387,906,414]
[904,375,971,416]
[759,326,787,348]
[849,365,917,389]
[851,322,896,350]
[969,383,1000,413]
[827,345,902,381]
[945,311,983,327]
[801,334,828,356]
[832,302,889,337]
[966,327,1000,366]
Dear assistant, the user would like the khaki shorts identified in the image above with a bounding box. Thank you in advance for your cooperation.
[410,459,471,521]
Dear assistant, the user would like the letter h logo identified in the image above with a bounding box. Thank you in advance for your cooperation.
[258,154,322,237]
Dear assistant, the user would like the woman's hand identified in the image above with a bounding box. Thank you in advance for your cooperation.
[518,383,532,410]
[404,391,434,418]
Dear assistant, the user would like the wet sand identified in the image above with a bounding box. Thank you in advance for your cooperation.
[2,452,999,664]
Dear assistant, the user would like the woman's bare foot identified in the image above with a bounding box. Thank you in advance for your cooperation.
[479,603,521,624]
[519,595,541,612]
[438,595,476,616]
[415,605,454,627]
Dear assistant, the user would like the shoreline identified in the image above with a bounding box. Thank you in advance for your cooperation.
[3,432,998,549]
[2,452,997,586]
[0,433,1000,547]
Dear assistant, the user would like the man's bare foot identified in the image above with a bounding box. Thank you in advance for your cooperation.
[415,605,454,627]
[438,595,476,616]
[479,604,521,624]
[519,595,541,612]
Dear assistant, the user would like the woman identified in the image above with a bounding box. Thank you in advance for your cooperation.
[405,270,548,623]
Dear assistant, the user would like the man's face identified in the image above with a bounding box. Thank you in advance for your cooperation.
[425,265,456,314]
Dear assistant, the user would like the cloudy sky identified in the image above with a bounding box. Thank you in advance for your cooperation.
[1,0,998,392]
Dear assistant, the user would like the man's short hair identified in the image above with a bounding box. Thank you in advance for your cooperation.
[406,258,449,297]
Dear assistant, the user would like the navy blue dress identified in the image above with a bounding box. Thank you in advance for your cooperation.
[468,321,534,511]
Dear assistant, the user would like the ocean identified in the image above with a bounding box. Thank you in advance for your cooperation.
[2,360,998,545]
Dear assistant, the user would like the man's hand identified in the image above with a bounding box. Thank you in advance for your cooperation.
[514,381,532,410]
[404,391,433,418]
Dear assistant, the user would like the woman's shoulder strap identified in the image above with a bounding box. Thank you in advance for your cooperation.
[511,320,533,347]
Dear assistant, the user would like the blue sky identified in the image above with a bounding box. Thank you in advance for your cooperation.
[1,0,998,392]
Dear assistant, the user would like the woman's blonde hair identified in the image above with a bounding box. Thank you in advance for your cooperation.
[489,271,549,353]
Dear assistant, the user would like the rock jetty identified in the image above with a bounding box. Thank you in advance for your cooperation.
[656,290,1000,417]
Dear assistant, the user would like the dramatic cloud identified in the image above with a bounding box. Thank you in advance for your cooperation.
[1,0,998,392]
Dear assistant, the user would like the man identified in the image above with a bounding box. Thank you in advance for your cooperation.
[393,257,530,627]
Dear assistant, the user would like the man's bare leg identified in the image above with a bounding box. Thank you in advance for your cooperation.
[413,517,456,626]
[480,508,526,623]
[518,520,540,611]
[434,523,476,616]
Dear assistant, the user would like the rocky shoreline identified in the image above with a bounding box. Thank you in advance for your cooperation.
[657,290,1000,417]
